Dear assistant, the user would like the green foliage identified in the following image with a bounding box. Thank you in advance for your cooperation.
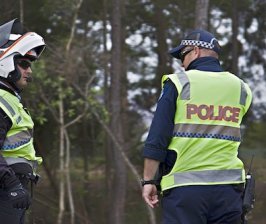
[243,122,266,150]
[24,61,49,125]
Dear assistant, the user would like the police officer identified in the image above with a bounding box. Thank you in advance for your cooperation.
[0,19,45,223]
[142,29,252,224]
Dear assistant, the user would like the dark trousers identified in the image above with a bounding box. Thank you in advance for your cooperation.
[0,191,26,224]
[0,178,29,224]
[162,185,243,224]
[0,163,32,224]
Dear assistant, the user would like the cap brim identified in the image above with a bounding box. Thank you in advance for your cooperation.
[168,45,185,59]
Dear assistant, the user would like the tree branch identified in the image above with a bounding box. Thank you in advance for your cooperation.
[66,0,84,53]
[38,85,60,123]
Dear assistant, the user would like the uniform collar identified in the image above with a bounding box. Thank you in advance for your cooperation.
[186,57,223,72]
[0,80,22,101]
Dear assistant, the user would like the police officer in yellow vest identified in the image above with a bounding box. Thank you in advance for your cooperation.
[0,19,45,223]
[142,29,252,224]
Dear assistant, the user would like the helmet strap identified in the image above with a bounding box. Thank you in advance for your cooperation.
[7,64,21,83]
[6,59,22,92]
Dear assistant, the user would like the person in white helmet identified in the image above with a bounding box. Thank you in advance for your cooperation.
[0,18,45,224]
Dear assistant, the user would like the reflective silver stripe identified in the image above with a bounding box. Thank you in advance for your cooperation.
[16,116,22,124]
[240,81,248,106]
[173,123,241,141]
[2,130,32,150]
[173,169,243,185]
[177,72,190,100]
[0,96,15,116]
[4,157,38,170]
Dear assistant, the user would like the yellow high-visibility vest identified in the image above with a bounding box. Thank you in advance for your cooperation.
[160,70,252,191]
[0,89,42,165]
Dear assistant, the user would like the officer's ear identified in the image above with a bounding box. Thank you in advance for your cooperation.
[194,46,202,58]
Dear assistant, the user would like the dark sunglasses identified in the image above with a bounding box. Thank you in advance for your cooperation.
[179,47,194,63]
[16,59,32,70]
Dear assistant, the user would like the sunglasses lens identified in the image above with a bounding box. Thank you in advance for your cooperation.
[17,60,32,69]
[179,48,194,62]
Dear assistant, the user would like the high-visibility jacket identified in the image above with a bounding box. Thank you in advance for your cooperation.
[0,89,42,165]
[160,70,252,191]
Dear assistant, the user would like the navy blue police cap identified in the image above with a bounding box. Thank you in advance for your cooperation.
[169,29,221,59]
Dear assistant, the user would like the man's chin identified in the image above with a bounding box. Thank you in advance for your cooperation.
[15,82,28,90]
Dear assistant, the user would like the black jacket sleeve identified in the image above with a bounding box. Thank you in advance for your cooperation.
[0,108,12,148]
[0,108,16,186]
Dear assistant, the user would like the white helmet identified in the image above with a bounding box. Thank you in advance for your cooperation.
[0,19,45,82]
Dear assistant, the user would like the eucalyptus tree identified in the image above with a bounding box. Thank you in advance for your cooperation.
[107,0,127,223]
[21,0,107,223]
[195,0,209,29]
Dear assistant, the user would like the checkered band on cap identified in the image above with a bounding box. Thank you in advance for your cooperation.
[181,39,216,49]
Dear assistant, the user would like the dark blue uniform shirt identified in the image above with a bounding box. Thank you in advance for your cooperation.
[142,57,223,163]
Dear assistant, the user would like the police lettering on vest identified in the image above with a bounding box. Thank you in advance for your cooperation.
[186,103,240,123]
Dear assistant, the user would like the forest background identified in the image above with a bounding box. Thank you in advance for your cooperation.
[1,0,266,223]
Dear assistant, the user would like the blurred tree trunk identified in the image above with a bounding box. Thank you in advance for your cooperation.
[108,0,127,223]
[57,88,66,224]
[53,1,84,223]
[102,0,113,217]
[232,0,239,75]
[103,0,109,107]
[19,0,24,24]
[195,0,209,29]
[154,0,172,98]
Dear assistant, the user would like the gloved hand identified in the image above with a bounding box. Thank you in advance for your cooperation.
[2,170,31,210]
[6,183,31,209]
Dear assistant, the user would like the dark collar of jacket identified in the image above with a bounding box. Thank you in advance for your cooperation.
[186,56,223,72]
[0,80,18,97]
